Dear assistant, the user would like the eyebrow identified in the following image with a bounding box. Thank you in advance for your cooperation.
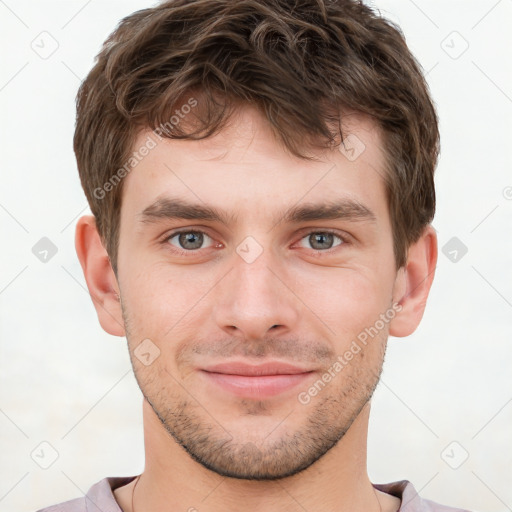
[138,196,377,227]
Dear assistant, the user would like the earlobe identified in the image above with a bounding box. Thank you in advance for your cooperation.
[75,215,125,337]
[388,225,438,338]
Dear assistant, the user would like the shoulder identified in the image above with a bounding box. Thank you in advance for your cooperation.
[35,496,86,512]
[35,476,136,512]
[374,479,474,512]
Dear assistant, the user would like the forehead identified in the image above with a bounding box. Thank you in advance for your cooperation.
[120,105,390,225]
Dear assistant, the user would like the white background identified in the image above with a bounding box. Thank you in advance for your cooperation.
[0,1,511,511]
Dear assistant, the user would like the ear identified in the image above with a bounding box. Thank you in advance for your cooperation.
[389,225,437,337]
[75,215,125,337]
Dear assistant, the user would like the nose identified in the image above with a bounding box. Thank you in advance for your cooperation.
[212,248,300,342]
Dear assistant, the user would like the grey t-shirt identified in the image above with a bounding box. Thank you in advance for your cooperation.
[36,476,472,512]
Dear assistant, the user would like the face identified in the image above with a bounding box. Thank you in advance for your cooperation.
[115,106,402,480]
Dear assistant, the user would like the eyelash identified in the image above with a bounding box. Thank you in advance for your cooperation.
[162,228,350,257]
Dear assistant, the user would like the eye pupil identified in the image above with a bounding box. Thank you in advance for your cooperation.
[310,232,334,250]
[179,232,203,250]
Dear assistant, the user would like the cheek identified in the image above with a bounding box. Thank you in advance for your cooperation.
[291,266,392,338]
[120,261,214,339]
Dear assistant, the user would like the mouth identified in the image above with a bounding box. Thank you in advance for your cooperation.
[199,361,315,399]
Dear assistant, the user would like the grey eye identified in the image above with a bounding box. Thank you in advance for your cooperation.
[299,232,343,251]
[168,231,213,251]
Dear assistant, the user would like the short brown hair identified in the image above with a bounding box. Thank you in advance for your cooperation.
[74,0,439,274]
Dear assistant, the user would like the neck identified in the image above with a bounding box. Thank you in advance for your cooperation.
[125,400,387,512]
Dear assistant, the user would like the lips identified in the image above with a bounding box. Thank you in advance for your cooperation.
[200,361,315,399]
[202,361,312,376]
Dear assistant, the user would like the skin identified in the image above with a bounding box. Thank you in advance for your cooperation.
[76,105,437,512]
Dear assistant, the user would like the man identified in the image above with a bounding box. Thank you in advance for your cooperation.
[37,0,471,510]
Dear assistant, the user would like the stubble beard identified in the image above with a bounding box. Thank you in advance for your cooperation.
[121,294,387,481]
